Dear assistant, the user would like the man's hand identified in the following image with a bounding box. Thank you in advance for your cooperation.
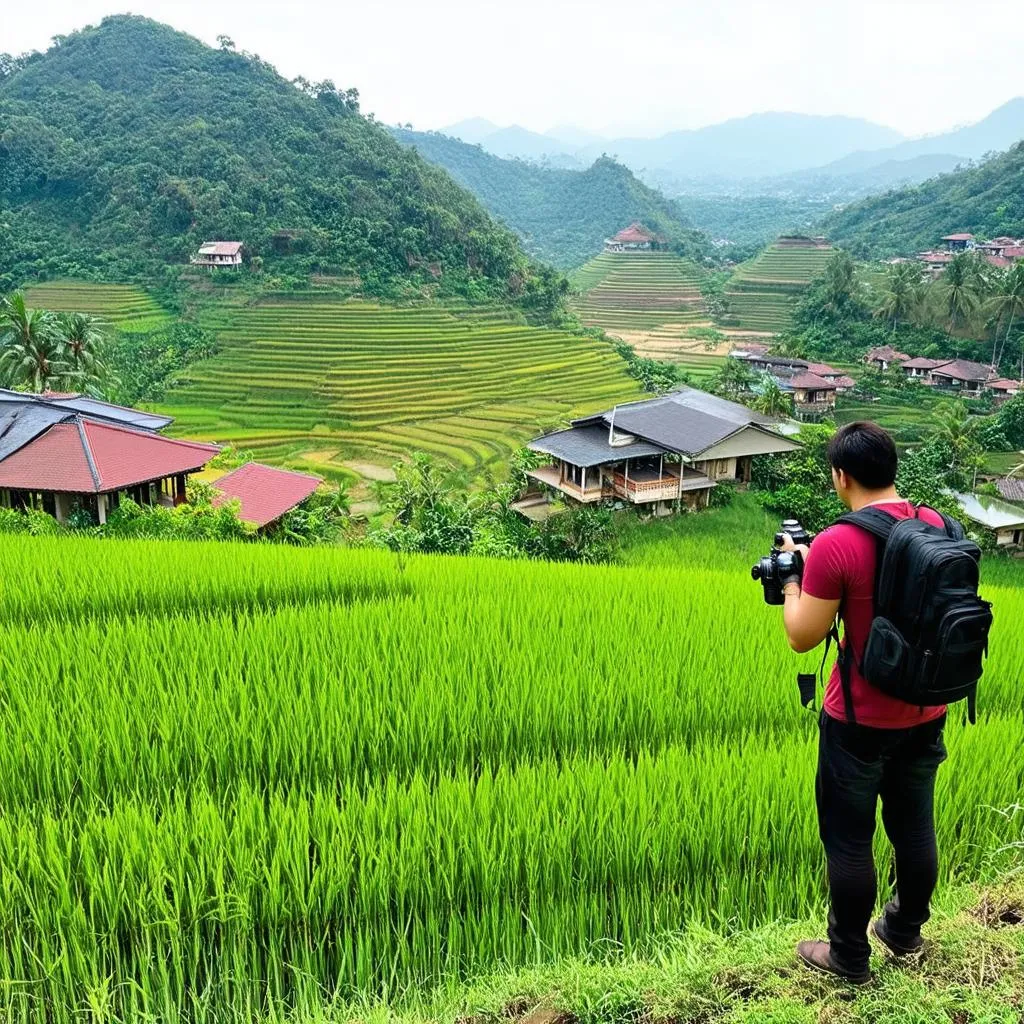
[779,533,840,654]
[779,532,810,562]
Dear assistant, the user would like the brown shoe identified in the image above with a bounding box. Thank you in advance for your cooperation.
[796,940,871,985]
[870,917,924,958]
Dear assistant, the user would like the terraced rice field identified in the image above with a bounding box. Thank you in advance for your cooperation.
[570,251,709,335]
[721,240,834,333]
[23,280,171,333]
[161,299,643,479]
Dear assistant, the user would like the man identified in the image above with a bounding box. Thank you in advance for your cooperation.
[779,421,948,985]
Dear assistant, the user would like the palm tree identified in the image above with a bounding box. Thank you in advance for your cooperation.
[821,251,860,317]
[874,261,924,332]
[749,374,792,417]
[986,261,1024,372]
[938,253,983,338]
[54,312,107,396]
[0,292,70,392]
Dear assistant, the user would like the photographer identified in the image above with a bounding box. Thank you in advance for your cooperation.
[778,422,950,985]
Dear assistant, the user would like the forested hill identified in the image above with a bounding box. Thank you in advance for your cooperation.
[392,129,708,268]
[0,16,554,306]
[820,141,1024,258]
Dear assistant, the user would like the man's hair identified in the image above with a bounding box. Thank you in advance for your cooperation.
[826,421,898,489]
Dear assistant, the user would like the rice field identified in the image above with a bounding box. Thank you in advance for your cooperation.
[721,240,834,333]
[2,530,1021,1021]
[570,251,709,334]
[22,280,172,333]
[159,298,642,479]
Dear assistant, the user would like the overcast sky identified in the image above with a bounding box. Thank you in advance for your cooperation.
[5,0,1024,138]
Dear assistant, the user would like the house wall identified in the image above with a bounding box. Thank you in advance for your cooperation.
[693,457,736,480]
[698,427,801,461]
[994,525,1024,547]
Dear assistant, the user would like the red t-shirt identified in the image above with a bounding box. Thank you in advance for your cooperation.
[801,499,948,729]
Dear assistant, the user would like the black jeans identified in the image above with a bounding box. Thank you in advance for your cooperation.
[816,710,947,973]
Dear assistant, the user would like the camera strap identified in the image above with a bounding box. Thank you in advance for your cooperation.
[797,618,850,719]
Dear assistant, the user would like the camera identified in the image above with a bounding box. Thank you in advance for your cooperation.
[752,519,811,605]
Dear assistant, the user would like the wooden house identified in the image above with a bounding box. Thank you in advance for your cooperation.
[955,491,1024,548]
[864,345,909,371]
[192,241,244,268]
[928,359,996,394]
[787,372,837,421]
[518,387,800,518]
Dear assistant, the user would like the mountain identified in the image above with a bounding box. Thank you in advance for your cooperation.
[0,17,551,305]
[578,113,905,179]
[545,124,605,149]
[442,120,582,166]
[440,117,502,145]
[820,141,1024,257]
[392,129,707,268]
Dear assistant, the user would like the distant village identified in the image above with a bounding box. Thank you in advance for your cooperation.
[895,233,1024,276]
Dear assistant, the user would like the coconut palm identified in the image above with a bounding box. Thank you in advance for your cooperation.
[749,374,792,417]
[937,253,983,337]
[54,311,108,395]
[0,292,70,392]
[874,261,924,332]
[986,261,1024,372]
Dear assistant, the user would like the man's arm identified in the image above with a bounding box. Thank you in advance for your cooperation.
[779,535,841,654]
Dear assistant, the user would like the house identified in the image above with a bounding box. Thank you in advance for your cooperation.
[864,346,909,371]
[213,462,322,530]
[988,378,1024,405]
[0,389,219,523]
[928,359,996,394]
[0,389,323,528]
[603,223,657,252]
[917,250,955,278]
[942,233,976,251]
[787,372,837,420]
[901,356,950,381]
[745,354,809,376]
[191,241,244,268]
[955,492,1024,548]
[727,342,771,360]
[805,362,855,390]
[518,387,801,518]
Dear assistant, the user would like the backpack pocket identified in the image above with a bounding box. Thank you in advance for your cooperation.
[861,616,912,695]
[929,602,993,698]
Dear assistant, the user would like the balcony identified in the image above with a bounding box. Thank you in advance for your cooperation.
[526,465,605,503]
[611,465,713,504]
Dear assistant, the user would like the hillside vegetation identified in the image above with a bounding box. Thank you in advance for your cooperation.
[391,131,706,268]
[822,141,1024,257]
[0,17,556,307]
[2,528,1021,1021]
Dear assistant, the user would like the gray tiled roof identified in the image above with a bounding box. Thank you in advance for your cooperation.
[572,387,778,457]
[996,477,1024,503]
[48,396,172,431]
[0,405,68,462]
[529,425,664,467]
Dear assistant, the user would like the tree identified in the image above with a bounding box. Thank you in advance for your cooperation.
[749,374,791,417]
[937,253,983,337]
[820,250,860,317]
[0,292,68,392]
[708,357,753,400]
[874,261,924,332]
[54,312,107,395]
[931,400,985,490]
[986,261,1024,371]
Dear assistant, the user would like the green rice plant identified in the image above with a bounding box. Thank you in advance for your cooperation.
[0,530,1021,1020]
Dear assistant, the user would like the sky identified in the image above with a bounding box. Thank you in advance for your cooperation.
[5,0,1024,139]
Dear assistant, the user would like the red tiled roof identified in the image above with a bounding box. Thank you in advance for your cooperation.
[902,357,949,369]
[865,346,909,363]
[984,254,1011,268]
[832,375,857,389]
[806,362,840,376]
[991,237,1019,246]
[213,462,321,527]
[1002,246,1024,259]
[918,251,954,263]
[942,233,975,241]
[988,378,1023,392]
[198,241,243,256]
[613,222,655,243]
[790,372,837,390]
[0,419,218,493]
[929,359,995,382]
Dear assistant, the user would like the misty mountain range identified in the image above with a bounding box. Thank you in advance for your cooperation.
[439,99,1024,196]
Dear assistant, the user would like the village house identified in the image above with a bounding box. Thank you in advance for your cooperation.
[744,354,810,376]
[805,362,856,392]
[787,372,838,421]
[916,250,955,278]
[515,387,801,519]
[901,356,949,381]
[995,477,1024,504]
[212,463,321,530]
[0,390,320,528]
[955,491,1024,549]
[603,223,658,252]
[927,358,996,394]
[942,233,976,251]
[864,345,909,371]
[988,378,1024,405]
[191,241,244,268]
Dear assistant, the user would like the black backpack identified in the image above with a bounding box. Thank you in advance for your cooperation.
[832,505,993,724]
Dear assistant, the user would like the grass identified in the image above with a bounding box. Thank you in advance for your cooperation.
[23,279,172,333]
[1,514,1022,1021]
[721,241,834,334]
[157,297,642,480]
